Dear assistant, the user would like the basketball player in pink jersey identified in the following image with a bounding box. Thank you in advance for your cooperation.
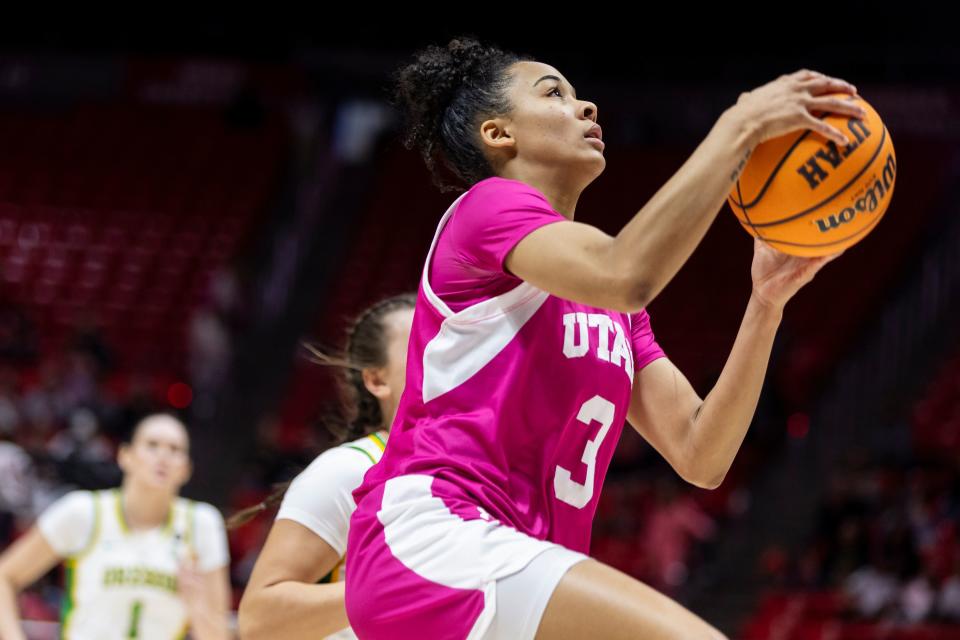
[345,37,863,639]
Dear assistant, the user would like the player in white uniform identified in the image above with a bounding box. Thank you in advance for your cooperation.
[0,413,231,640]
[236,293,414,640]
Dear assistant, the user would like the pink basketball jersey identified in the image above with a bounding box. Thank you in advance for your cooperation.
[351,176,666,553]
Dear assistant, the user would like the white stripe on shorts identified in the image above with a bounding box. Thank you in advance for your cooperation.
[378,474,584,639]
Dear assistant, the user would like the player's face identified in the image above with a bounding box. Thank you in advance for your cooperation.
[486,60,605,178]
[121,416,192,493]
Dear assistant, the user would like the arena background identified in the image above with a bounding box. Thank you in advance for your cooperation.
[0,10,958,639]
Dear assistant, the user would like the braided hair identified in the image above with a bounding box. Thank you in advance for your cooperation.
[227,293,416,529]
[390,35,535,193]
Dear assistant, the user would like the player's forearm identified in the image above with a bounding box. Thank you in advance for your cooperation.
[608,105,758,308]
[238,581,348,640]
[0,577,27,640]
[685,292,783,488]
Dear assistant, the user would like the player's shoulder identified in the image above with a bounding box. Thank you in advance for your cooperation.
[174,497,225,530]
[627,306,653,324]
[468,175,518,192]
[62,488,97,499]
[293,432,387,484]
[38,489,101,532]
[463,176,551,205]
[338,430,388,463]
[51,488,98,510]
[36,489,102,556]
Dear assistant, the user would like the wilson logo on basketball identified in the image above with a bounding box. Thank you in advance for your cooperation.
[813,153,897,233]
[796,119,872,190]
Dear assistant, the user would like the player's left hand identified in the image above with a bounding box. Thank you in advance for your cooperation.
[750,236,844,310]
[177,555,205,609]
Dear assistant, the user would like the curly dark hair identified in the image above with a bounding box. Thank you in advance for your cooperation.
[390,35,536,193]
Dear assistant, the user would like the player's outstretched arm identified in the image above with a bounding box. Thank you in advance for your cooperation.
[0,526,63,640]
[238,520,349,640]
[506,71,862,313]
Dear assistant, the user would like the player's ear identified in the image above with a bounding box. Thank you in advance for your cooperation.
[479,117,516,153]
[117,443,131,473]
[361,366,390,401]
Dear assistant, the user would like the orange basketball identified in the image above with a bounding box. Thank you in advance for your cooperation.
[727,93,897,257]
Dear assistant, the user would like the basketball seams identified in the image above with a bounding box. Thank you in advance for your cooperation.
[736,178,770,245]
[731,127,815,212]
[730,124,889,230]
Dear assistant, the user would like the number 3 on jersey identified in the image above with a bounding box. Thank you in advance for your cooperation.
[553,395,615,509]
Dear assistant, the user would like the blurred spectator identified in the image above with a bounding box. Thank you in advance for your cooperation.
[0,423,33,545]
[59,350,100,411]
[773,453,960,626]
[189,266,241,393]
[46,407,117,488]
[844,562,898,619]
[189,309,231,389]
[899,571,936,623]
[937,554,960,621]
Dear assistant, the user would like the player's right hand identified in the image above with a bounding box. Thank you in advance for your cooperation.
[733,69,867,147]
